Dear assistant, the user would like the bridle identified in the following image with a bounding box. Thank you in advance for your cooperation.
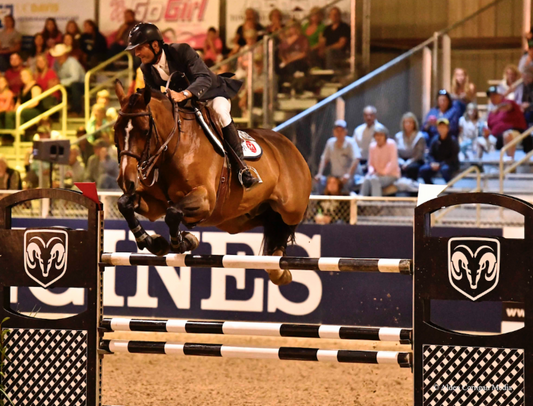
[117,96,180,188]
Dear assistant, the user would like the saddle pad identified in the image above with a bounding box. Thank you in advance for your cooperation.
[239,130,263,160]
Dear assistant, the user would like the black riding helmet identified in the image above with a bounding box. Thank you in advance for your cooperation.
[126,22,163,63]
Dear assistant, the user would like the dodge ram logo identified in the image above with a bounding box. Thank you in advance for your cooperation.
[448,237,500,301]
[24,230,68,288]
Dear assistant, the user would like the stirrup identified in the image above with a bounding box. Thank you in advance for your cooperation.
[238,166,263,188]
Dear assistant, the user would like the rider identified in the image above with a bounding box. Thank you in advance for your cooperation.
[125,22,259,189]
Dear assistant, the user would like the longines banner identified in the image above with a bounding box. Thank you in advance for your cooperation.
[11,219,502,332]
[0,1,94,34]
[99,0,220,50]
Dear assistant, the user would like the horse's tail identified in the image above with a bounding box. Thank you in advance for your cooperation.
[261,207,297,256]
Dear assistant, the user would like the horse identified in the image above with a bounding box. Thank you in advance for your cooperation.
[113,81,312,285]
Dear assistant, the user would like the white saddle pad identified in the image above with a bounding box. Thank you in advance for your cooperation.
[238,130,263,160]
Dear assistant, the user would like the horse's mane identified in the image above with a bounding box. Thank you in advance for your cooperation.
[126,87,172,111]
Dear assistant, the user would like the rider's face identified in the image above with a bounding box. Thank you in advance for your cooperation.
[135,43,155,64]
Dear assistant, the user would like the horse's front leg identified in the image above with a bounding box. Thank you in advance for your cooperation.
[117,192,170,256]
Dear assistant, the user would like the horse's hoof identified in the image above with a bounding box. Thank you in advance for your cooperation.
[267,269,292,285]
[148,234,170,256]
[182,232,199,251]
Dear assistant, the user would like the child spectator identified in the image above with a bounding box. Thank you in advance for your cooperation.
[395,112,426,180]
[360,124,400,196]
[5,52,23,98]
[498,64,521,101]
[267,9,284,34]
[79,20,108,69]
[419,118,459,184]
[0,154,21,189]
[65,20,82,40]
[63,33,83,62]
[422,89,460,143]
[450,67,476,116]
[0,76,14,130]
[278,20,309,94]
[458,103,485,159]
[42,18,63,49]
[109,9,139,56]
[317,7,350,70]
[304,6,326,59]
[96,89,118,121]
[84,139,119,189]
[0,15,21,72]
[314,176,349,224]
[51,43,85,115]
[202,27,223,67]
[353,105,388,163]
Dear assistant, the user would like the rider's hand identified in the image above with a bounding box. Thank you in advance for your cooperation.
[169,89,191,103]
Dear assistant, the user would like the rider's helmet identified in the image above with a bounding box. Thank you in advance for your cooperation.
[126,22,163,51]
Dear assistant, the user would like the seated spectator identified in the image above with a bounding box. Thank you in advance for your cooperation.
[304,6,326,60]
[0,76,14,132]
[87,103,111,142]
[395,112,426,181]
[232,8,264,53]
[63,145,85,187]
[458,103,484,159]
[5,52,23,98]
[75,127,94,166]
[109,9,138,57]
[498,64,521,101]
[235,29,262,80]
[486,85,529,159]
[84,139,119,189]
[202,27,223,67]
[314,176,349,224]
[517,67,533,125]
[314,119,360,193]
[63,33,83,62]
[422,89,460,143]
[65,20,82,41]
[96,89,118,121]
[353,105,388,165]
[0,154,21,190]
[278,20,309,94]
[267,9,284,34]
[519,40,533,74]
[450,67,476,116]
[0,15,21,72]
[27,33,53,70]
[79,20,108,69]
[51,43,85,115]
[34,54,60,108]
[420,118,459,184]
[317,7,350,70]
[238,58,264,115]
[360,124,400,196]
[42,18,63,49]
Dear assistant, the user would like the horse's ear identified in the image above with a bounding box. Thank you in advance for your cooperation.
[142,86,151,106]
[115,79,126,105]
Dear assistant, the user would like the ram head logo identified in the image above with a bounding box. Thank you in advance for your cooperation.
[24,230,68,288]
[448,237,500,301]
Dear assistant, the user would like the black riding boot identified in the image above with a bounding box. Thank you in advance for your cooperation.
[222,121,260,189]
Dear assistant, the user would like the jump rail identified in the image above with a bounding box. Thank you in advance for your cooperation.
[101,253,413,275]
[101,318,412,344]
[100,340,413,368]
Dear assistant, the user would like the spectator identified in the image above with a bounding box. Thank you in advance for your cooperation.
[304,6,326,59]
[5,52,23,98]
[422,89,460,143]
[235,29,262,80]
[96,89,118,121]
[238,58,264,115]
[0,15,21,72]
[27,33,53,69]
[353,105,388,163]
[278,20,309,94]
[109,9,138,57]
[395,112,426,181]
[419,118,459,184]
[314,119,360,193]
[65,20,82,40]
[0,155,21,190]
[64,145,85,187]
[267,9,284,34]
[87,103,111,142]
[486,85,529,159]
[233,8,264,50]
[51,43,85,115]
[0,76,14,131]
[76,127,94,166]
[317,7,350,70]
[517,67,533,124]
[79,20,108,69]
[450,67,476,116]
[498,64,521,101]
[518,40,533,73]
[34,54,59,109]
[458,103,485,159]
[314,176,348,224]
[84,139,119,189]
[63,33,83,61]
[202,27,223,67]
[42,18,63,49]
[360,124,400,196]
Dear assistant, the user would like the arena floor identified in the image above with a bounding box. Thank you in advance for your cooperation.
[102,331,413,406]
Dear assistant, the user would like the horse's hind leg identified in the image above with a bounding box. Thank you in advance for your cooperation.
[117,193,170,256]
[262,208,296,286]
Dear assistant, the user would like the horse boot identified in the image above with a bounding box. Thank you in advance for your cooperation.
[222,121,260,189]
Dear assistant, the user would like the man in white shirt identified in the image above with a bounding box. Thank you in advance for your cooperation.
[352,105,388,163]
[51,44,86,115]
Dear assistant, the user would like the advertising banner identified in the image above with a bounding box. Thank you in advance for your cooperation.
[98,0,220,50]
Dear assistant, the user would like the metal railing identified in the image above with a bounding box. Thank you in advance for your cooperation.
[0,84,68,171]
[499,126,533,194]
[84,51,133,127]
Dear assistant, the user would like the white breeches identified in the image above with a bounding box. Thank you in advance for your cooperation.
[207,97,232,128]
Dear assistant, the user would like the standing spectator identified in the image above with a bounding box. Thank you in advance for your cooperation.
[314,119,360,193]
[395,112,426,181]
[498,64,521,101]
[27,33,53,69]
[353,105,388,163]
[266,9,284,34]
[518,40,533,73]
[34,54,59,109]
[65,20,82,41]
[42,18,63,49]
[486,85,529,159]
[317,7,350,70]
[4,52,23,98]
[63,33,83,61]
[51,43,85,115]
[0,15,21,72]
[202,27,223,67]
[0,76,14,130]
[84,139,119,189]
[233,8,264,50]
[109,9,138,57]
[79,20,108,69]
[278,20,309,94]
[419,118,459,184]
[360,124,400,196]
[422,89,460,143]
[458,103,485,159]
[0,155,21,190]
[304,6,326,60]
[75,127,94,166]
[450,67,476,116]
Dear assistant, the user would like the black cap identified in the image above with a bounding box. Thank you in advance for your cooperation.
[486,85,502,97]
[126,23,163,51]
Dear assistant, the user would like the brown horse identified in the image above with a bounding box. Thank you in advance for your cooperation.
[113,81,312,285]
